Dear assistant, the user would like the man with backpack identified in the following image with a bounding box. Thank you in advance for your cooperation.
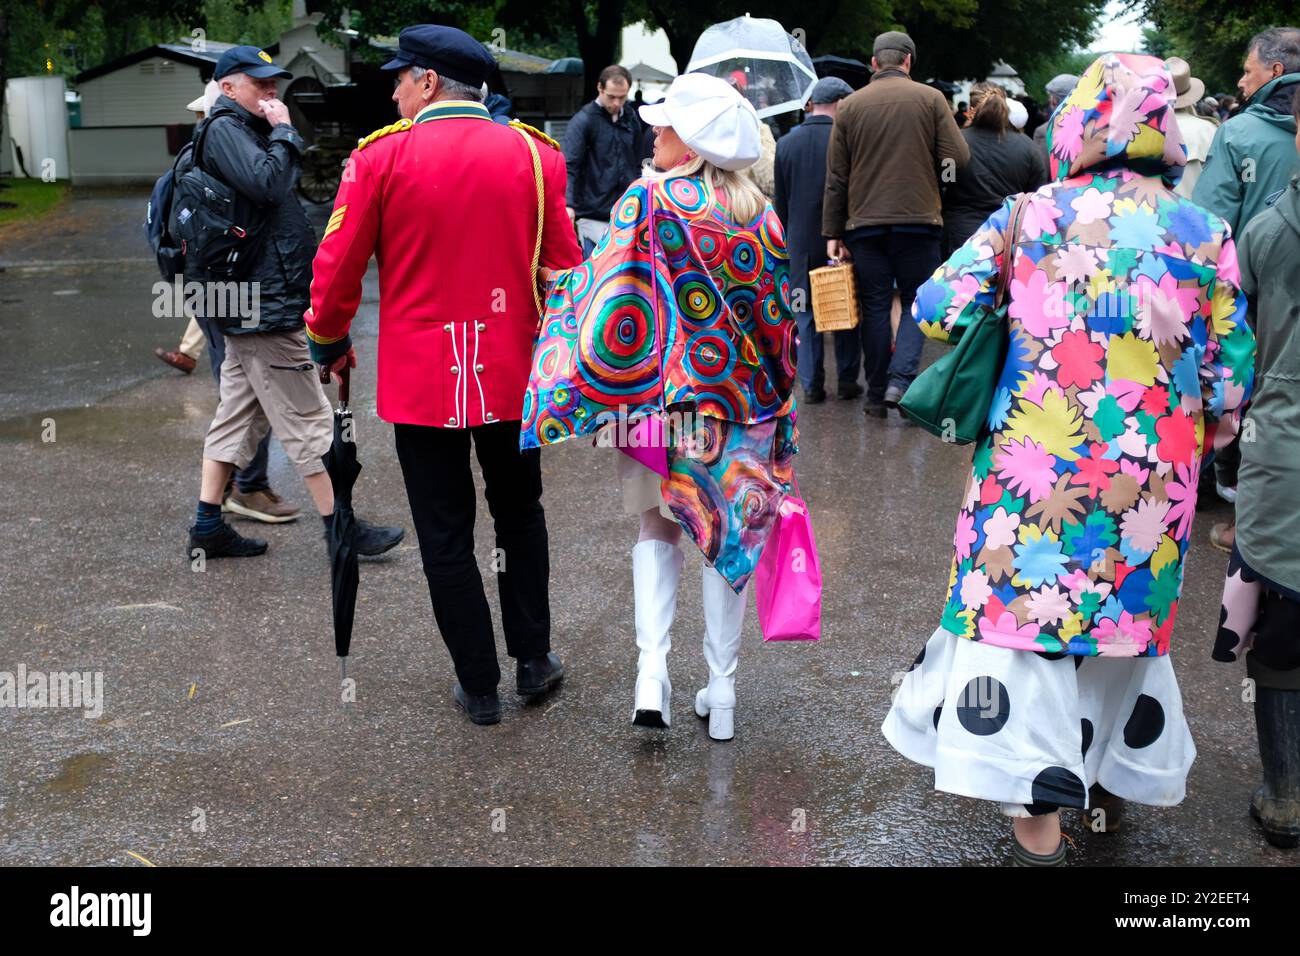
[180,45,403,560]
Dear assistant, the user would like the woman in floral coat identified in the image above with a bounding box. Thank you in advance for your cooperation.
[883,53,1256,864]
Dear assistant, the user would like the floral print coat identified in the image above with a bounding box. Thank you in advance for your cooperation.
[913,53,1256,657]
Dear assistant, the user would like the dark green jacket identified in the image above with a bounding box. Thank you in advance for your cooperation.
[1236,175,1300,593]
[1192,73,1300,237]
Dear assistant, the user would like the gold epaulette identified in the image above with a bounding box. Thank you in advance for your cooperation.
[508,119,560,151]
[357,118,413,150]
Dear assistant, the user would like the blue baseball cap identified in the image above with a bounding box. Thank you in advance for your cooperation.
[214,45,291,81]
[380,24,496,88]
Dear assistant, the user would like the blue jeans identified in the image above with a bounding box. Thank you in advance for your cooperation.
[195,314,271,494]
[844,228,941,403]
[794,305,861,392]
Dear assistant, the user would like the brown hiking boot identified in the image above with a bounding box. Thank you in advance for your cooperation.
[226,488,301,524]
[155,347,197,373]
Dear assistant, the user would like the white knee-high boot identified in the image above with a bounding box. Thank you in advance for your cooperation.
[632,539,683,727]
[695,563,746,741]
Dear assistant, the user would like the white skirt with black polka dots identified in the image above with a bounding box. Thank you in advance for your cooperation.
[882,626,1195,815]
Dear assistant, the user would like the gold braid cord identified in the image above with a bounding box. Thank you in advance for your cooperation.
[511,124,546,316]
[356,118,412,150]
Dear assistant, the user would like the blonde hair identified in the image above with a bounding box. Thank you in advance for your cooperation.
[653,153,768,225]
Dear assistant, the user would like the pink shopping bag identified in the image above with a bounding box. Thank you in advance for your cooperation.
[754,495,822,641]
[616,414,670,477]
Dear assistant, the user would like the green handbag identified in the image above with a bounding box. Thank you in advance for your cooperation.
[899,193,1029,444]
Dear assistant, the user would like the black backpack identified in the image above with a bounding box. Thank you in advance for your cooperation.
[166,113,265,280]
[144,161,183,280]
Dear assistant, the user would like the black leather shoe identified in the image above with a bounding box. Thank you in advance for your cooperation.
[187,522,267,559]
[802,386,827,405]
[453,683,501,725]
[517,652,565,698]
[863,401,887,419]
[837,382,864,400]
[354,519,404,557]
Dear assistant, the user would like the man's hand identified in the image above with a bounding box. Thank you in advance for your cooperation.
[566,206,576,223]
[325,346,357,386]
[827,239,850,263]
[258,97,291,127]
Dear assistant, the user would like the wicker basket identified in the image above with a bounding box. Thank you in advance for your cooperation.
[808,262,860,332]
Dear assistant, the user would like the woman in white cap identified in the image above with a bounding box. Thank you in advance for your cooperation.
[521,72,798,741]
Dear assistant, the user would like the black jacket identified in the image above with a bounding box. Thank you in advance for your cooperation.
[562,100,650,220]
[774,115,834,295]
[942,125,1048,256]
[185,95,314,335]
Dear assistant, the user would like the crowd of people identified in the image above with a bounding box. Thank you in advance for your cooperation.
[151,19,1298,864]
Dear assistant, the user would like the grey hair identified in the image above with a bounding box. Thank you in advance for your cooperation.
[1249,27,1300,75]
[407,65,484,102]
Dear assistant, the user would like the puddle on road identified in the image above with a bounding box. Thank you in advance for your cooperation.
[0,402,196,443]
[46,753,112,794]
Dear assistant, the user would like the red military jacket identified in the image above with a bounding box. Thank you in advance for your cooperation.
[305,100,581,428]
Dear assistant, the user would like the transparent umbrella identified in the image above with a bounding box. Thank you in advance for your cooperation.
[686,14,818,119]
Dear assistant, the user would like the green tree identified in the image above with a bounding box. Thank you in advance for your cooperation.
[1139,0,1300,95]
[626,0,1104,84]
[1020,48,1098,102]
[313,0,624,90]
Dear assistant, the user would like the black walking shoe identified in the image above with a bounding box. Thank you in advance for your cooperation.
[802,385,827,405]
[863,400,887,419]
[837,382,864,400]
[453,683,501,725]
[517,652,565,699]
[354,519,405,557]
[187,522,268,560]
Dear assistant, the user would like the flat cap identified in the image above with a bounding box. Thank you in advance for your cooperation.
[873,31,916,61]
[1045,73,1078,99]
[810,76,854,103]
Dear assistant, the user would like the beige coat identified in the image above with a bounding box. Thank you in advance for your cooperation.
[1173,106,1218,199]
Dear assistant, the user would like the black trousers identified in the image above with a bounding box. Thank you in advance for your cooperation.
[844,229,941,403]
[394,421,550,694]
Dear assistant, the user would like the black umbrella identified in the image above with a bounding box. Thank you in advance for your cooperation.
[321,365,360,678]
[812,55,871,90]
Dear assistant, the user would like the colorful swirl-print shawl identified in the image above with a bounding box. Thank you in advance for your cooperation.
[520,174,799,591]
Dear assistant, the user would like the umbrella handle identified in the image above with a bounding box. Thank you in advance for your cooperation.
[319,362,351,407]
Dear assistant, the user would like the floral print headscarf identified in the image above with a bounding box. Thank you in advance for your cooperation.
[1046,53,1187,188]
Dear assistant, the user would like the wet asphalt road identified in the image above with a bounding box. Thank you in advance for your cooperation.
[0,192,1290,866]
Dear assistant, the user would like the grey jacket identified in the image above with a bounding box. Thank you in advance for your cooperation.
[185,95,314,335]
[1235,176,1300,593]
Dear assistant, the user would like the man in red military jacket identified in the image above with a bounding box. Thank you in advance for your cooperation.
[305,24,582,726]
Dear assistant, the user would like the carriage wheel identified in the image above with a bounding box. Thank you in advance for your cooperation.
[297,146,342,205]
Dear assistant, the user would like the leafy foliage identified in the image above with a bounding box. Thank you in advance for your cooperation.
[1139,0,1300,95]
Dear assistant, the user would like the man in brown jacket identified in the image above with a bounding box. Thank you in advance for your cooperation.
[823,31,969,417]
